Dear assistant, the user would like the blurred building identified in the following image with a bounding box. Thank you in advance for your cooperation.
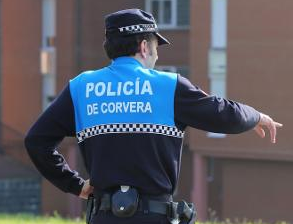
[0,0,292,222]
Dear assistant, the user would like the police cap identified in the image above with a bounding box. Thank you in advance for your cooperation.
[105,8,170,45]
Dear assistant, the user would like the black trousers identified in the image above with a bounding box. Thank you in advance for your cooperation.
[91,211,171,224]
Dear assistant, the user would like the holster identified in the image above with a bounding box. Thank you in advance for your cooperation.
[177,200,196,224]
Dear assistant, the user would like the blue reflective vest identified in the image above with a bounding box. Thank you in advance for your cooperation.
[69,57,184,143]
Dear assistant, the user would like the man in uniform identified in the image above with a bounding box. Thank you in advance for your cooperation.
[25,8,282,224]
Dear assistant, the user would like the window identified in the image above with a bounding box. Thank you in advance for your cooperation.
[176,66,189,78]
[145,0,190,29]
[211,0,227,49]
[156,65,189,78]
[207,0,227,139]
[156,65,177,73]
[207,157,215,182]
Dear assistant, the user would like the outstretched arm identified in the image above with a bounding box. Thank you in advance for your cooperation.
[174,75,282,142]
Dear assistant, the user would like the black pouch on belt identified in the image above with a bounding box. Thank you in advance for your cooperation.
[111,186,139,218]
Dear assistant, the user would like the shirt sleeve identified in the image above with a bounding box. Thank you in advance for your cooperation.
[174,75,260,133]
[24,84,84,196]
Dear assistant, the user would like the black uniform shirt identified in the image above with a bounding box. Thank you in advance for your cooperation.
[24,57,260,196]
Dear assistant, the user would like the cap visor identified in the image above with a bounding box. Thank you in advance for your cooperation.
[155,32,170,45]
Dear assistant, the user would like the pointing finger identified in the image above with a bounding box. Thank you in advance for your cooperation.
[269,122,276,143]
[274,122,283,128]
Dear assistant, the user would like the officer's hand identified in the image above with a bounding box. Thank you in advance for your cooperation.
[253,112,283,143]
[79,179,94,199]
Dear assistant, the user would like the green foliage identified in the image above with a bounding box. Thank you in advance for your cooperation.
[0,214,84,224]
[195,220,290,224]
[0,214,290,224]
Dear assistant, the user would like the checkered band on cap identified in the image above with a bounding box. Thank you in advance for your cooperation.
[118,24,158,34]
[76,123,184,143]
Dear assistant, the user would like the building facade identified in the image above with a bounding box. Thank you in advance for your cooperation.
[190,0,293,222]
[1,0,292,222]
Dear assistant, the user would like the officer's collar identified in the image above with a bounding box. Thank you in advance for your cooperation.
[111,56,143,67]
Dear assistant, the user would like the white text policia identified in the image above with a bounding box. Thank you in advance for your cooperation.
[85,79,153,115]
[86,79,153,97]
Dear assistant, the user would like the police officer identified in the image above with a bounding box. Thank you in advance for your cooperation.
[25,8,282,224]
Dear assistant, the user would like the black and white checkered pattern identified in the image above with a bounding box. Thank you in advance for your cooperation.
[118,24,158,34]
[76,123,184,143]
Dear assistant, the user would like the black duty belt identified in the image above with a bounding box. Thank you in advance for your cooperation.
[97,194,192,219]
[98,193,178,219]
[90,189,196,223]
